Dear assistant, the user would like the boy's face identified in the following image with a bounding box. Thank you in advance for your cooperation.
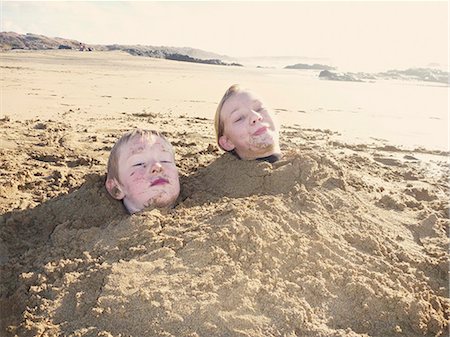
[219,90,280,160]
[117,135,180,213]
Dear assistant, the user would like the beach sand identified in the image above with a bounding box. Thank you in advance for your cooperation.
[0,50,448,336]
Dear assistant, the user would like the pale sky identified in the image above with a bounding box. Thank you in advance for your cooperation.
[1,1,448,71]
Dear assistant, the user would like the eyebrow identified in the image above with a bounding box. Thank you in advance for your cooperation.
[155,142,171,153]
[229,107,240,117]
[229,99,262,115]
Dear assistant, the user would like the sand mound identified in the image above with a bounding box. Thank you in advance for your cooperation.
[181,148,346,203]
[1,145,448,337]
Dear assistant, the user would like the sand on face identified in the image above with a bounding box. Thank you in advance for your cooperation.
[0,50,448,336]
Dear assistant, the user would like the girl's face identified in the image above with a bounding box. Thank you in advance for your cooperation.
[117,135,180,213]
[219,90,280,160]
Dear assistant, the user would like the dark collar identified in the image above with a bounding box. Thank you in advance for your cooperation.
[256,153,282,163]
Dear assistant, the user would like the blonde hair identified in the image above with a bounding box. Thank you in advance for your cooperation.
[214,84,242,151]
[107,129,170,184]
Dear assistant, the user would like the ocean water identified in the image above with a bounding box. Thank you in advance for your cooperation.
[235,55,449,73]
[246,68,448,152]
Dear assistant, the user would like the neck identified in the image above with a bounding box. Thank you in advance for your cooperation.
[237,144,281,161]
[123,198,141,214]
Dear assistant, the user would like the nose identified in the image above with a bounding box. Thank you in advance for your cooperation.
[150,162,163,174]
[250,110,263,124]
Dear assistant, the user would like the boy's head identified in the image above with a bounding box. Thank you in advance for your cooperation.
[105,129,180,214]
[214,84,280,160]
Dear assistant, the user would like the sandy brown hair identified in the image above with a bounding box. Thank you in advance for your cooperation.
[214,84,242,151]
[106,128,170,185]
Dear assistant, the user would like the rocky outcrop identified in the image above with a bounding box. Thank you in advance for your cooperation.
[379,68,449,84]
[319,68,448,84]
[285,63,335,70]
[319,70,364,82]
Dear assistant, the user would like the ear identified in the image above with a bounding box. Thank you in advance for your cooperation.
[105,177,126,200]
[219,135,236,151]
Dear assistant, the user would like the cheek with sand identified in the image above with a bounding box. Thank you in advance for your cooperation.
[0,51,448,337]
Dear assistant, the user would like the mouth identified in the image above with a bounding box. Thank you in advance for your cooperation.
[253,126,268,136]
[150,177,169,186]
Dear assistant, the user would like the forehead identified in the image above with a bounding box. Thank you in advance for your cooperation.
[221,91,261,116]
[120,134,172,157]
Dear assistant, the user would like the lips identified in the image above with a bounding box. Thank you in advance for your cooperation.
[150,177,169,186]
[253,126,268,136]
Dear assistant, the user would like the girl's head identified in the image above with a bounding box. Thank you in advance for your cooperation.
[215,84,280,160]
[106,129,180,214]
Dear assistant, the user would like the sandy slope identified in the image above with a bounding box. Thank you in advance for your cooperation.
[0,51,448,337]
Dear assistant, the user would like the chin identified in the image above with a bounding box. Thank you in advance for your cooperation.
[151,194,178,208]
[251,133,278,148]
[251,141,276,152]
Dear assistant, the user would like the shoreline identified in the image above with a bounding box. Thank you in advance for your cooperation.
[1,50,447,153]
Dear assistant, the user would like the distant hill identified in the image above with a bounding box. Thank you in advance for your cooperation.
[0,32,100,51]
[0,32,241,66]
[106,45,242,66]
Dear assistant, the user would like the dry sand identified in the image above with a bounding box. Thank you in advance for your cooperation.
[0,50,448,337]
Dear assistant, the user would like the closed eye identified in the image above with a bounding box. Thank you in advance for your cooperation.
[161,160,172,164]
[132,163,144,167]
[233,116,244,123]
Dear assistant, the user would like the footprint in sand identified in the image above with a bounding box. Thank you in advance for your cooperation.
[405,187,437,202]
